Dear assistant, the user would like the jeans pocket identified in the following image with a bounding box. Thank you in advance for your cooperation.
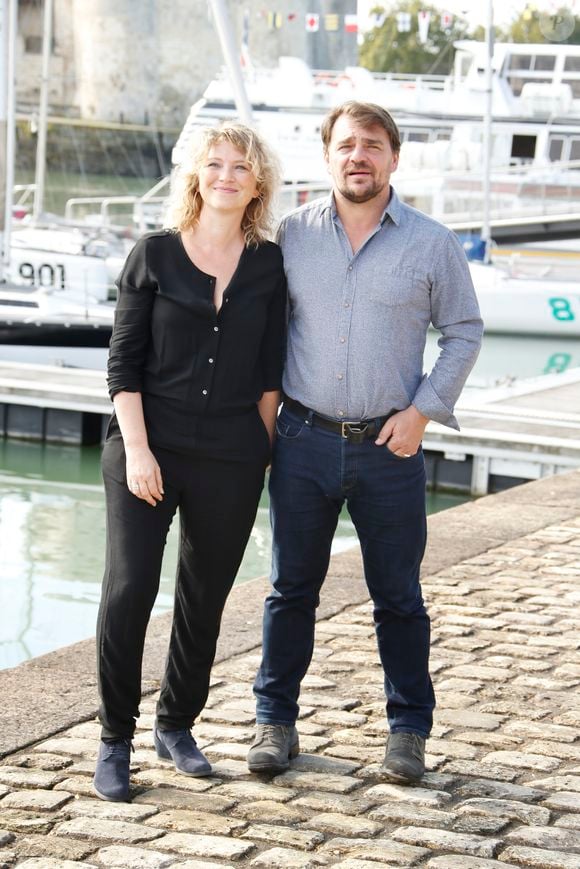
[383,444,422,462]
[275,410,306,440]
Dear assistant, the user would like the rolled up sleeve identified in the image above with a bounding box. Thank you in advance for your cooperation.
[413,232,484,429]
[107,240,156,400]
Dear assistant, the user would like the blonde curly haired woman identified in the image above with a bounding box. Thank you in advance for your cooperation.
[93,123,285,802]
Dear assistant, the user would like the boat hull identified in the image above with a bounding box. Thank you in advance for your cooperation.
[470,262,580,336]
[0,321,112,347]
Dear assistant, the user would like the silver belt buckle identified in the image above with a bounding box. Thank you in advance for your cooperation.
[341,421,368,439]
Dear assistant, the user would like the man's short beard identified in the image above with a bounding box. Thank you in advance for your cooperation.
[337,177,386,204]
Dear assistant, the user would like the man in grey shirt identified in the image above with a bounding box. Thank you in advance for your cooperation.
[248,101,483,782]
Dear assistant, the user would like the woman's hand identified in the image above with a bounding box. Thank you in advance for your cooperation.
[125,444,164,506]
[258,389,281,446]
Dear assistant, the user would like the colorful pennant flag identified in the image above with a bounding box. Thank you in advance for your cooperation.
[440,10,453,30]
[396,11,411,32]
[267,11,282,29]
[344,14,358,32]
[306,12,319,31]
[325,13,339,31]
[417,9,431,43]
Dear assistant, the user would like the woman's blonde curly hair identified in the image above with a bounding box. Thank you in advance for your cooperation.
[165,122,281,247]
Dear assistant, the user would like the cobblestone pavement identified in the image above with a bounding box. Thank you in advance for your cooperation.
[1,515,579,869]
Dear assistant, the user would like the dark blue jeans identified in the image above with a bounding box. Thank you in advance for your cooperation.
[254,405,435,737]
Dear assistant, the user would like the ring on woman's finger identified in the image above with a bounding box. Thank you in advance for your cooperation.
[402,453,411,458]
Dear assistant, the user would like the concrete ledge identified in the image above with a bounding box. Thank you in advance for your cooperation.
[1,468,579,759]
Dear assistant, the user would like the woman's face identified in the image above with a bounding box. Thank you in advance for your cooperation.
[198,141,259,214]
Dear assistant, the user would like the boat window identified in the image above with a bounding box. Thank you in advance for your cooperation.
[434,132,451,141]
[508,54,533,71]
[548,137,564,161]
[406,132,430,143]
[570,139,580,161]
[534,55,556,71]
[563,79,580,98]
[511,135,536,162]
[564,56,580,72]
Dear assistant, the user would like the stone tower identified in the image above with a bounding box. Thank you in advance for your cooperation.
[71,0,160,124]
[17,0,360,127]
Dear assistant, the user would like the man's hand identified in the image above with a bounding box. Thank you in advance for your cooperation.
[375,405,429,457]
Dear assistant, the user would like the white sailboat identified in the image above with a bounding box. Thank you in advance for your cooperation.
[1,0,116,345]
[465,2,580,337]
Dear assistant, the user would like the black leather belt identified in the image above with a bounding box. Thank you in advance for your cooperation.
[283,398,392,444]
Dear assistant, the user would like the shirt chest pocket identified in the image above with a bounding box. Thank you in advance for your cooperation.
[370,265,429,308]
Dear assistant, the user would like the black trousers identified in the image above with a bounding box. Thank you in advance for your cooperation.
[96,409,270,739]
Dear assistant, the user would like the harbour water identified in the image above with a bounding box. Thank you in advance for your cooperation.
[0,438,469,670]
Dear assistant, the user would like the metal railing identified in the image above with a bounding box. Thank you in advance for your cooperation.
[13,184,36,207]
[18,157,580,238]
[63,176,170,233]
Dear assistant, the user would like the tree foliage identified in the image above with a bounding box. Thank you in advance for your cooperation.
[359,0,482,75]
[506,6,580,44]
[358,2,580,76]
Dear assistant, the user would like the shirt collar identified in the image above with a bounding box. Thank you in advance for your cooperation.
[382,187,401,226]
[322,187,401,227]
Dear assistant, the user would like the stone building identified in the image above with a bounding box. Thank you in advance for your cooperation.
[16,0,357,127]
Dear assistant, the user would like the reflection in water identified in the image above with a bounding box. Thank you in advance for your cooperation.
[425,331,580,390]
[0,441,369,669]
[0,439,470,670]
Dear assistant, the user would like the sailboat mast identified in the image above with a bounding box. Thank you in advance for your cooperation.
[208,0,253,125]
[1,0,16,283]
[481,0,493,264]
[32,0,53,222]
[0,0,7,283]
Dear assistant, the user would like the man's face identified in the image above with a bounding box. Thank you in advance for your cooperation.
[325,115,399,204]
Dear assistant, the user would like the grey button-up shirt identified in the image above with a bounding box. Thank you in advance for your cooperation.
[278,189,483,430]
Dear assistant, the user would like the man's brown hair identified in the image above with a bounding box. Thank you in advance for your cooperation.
[321,101,401,155]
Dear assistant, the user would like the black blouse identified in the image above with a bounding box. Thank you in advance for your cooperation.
[107,230,286,450]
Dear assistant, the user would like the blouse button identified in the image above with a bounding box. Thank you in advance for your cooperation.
[202,389,208,395]
[208,358,214,364]
[213,326,219,332]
